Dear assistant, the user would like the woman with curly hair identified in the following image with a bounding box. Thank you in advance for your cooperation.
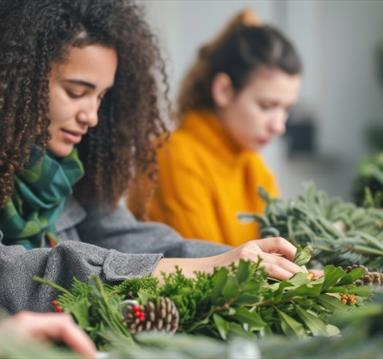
[0,0,302,313]
[140,10,303,246]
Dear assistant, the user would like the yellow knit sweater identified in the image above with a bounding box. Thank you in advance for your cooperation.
[147,110,279,246]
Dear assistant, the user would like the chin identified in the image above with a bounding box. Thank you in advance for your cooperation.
[47,144,74,158]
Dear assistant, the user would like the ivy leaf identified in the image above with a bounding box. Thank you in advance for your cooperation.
[276,309,306,338]
[213,314,230,340]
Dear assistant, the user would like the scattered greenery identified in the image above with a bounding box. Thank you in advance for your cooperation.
[113,290,383,359]
[352,152,383,208]
[239,184,383,270]
[35,259,369,349]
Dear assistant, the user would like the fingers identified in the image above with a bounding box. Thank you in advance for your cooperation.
[5,312,96,358]
[262,262,294,280]
[256,237,297,261]
[236,240,302,280]
[262,253,303,278]
[53,315,97,358]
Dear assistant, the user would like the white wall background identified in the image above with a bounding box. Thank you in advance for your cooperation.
[142,0,383,200]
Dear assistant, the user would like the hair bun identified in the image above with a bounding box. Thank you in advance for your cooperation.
[201,8,261,57]
[239,8,261,27]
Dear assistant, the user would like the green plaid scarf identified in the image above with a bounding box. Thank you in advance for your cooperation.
[0,147,84,249]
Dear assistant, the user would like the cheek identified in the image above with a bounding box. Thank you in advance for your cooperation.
[48,90,73,128]
[237,105,265,135]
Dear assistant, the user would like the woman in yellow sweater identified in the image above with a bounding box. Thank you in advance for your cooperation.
[141,10,303,246]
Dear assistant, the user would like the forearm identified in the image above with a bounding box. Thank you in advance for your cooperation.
[77,204,230,258]
[152,257,215,278]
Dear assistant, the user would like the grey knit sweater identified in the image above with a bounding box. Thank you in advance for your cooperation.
[0,196,228,313]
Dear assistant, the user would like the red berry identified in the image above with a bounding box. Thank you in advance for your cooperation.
[55,306,63,313]
[139,313,146,321]
[132,305,141,311]
[51,299,59,306]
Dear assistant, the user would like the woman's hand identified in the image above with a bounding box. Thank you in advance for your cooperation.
[0,312,96,358]
[154,237,303,280]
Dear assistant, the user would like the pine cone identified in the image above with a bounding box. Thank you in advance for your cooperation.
[344,264,383,286]
[122,298,179,334]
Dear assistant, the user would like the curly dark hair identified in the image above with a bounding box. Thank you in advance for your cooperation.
[0,0,169,208]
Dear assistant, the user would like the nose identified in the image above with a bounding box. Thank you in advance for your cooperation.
[269,111,287,136]
[77,99,99,128]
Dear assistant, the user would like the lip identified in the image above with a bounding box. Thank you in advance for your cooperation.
[61,129,86,144]
[257,138,270,146]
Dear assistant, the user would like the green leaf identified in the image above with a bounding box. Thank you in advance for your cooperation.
[213,314,230,340]
[338,268,365,285]
[235,292,261,305]
[235,260,250,283]
[211,268,228,303]
[64,298,90,329]
[234,307,266,330]
[317,294,347,312]
[223,277,239,301]
[228,322,255,339]
[276,309,306,338]
[322,266,346,290]
[295,305,329,336]
[348,286,372,297]
[285,283,323,299]
[294,245,313,266]
[137,289,152,305]
[287,272,313,286]
[325,324,340,336]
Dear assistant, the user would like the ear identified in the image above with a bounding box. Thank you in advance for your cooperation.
[211,73,234,107]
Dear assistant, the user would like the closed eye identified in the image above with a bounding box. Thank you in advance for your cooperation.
[66,90,86,99]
